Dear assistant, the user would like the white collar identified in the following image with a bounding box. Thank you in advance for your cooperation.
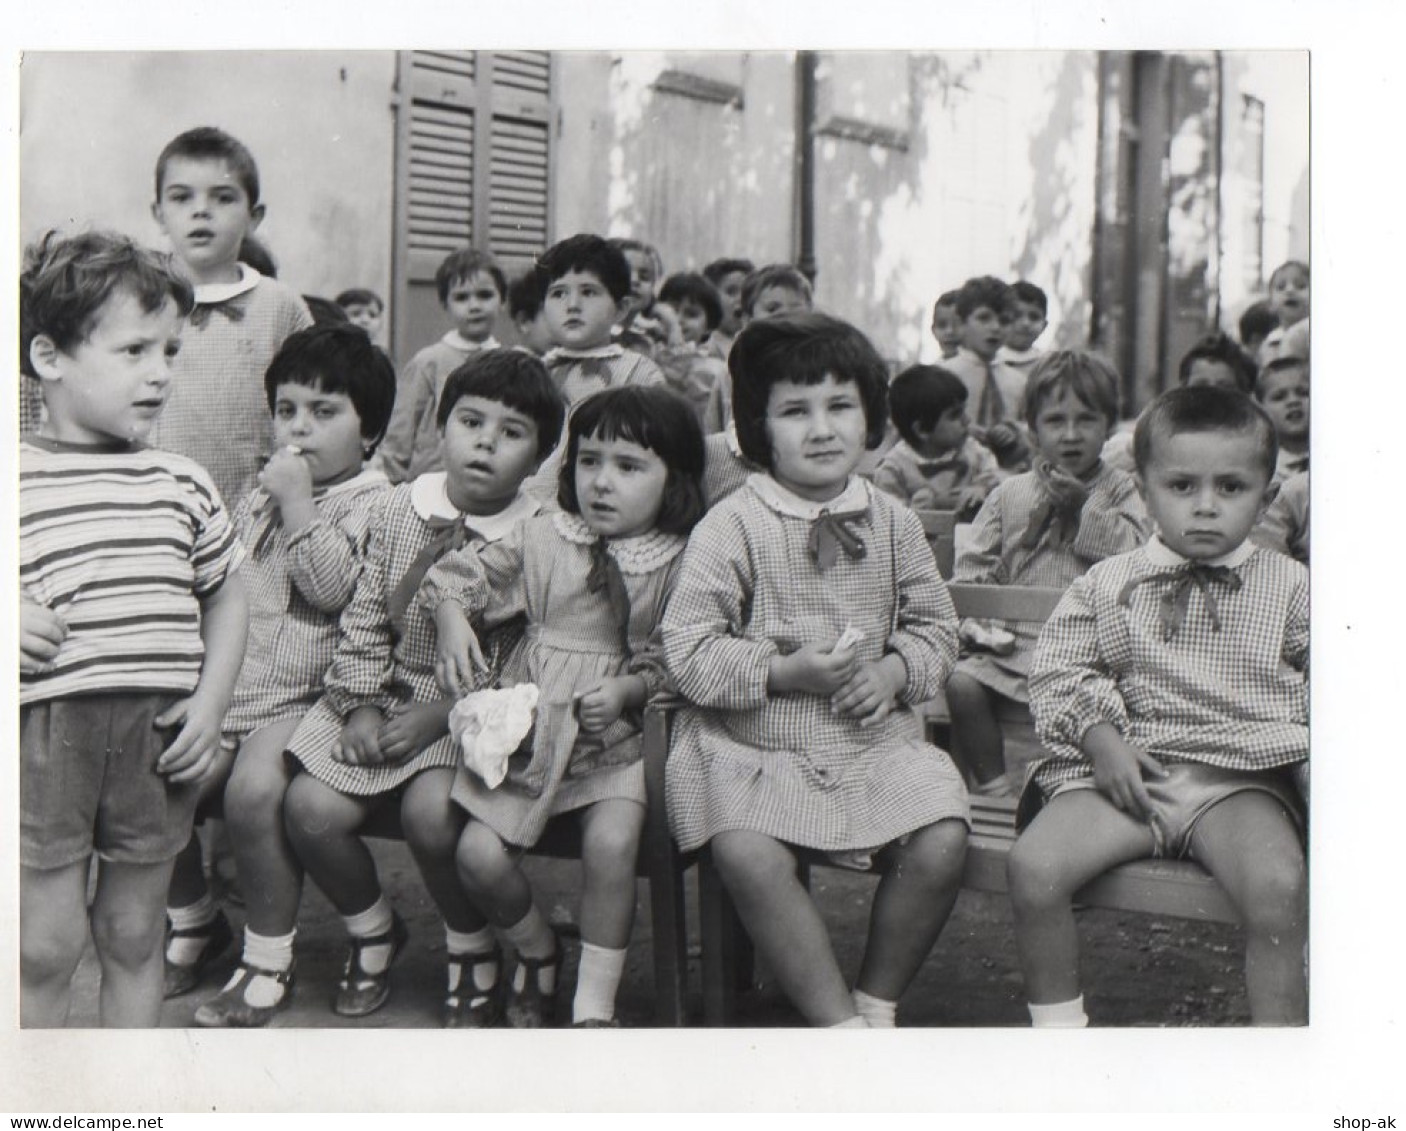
[746,473,871,520]
[193,263,260,305]
[443,331,499,352]
[545,344,625,363]
[550,511,687,574]
[1144,534,1257,571]
[409,475,539,541]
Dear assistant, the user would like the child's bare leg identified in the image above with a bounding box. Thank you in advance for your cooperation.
[224,718,304,936]
[1188,791,1307,1025]
[400,769,487,933]
[20,861,90,1027]
[91,858,179,1026]
[1008,790,1156,1008]
[945,672,1006,788]
[856,818,967,1006]
[711,829,854,1026]
[455,818,535,927]
[282,774,382,915]
[573,799,645,1024]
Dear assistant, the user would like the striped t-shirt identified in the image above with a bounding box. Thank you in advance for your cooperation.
[19,437,245,705]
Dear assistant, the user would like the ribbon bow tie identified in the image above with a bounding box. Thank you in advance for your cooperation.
[187,303,246,330]
[587,539,632,640]
[552,355,613,384]
[387,516,476,627]
[808,508,868,570]
[915,456,966,479]
[1117,564,1243,641]
[1019,459,1089,549]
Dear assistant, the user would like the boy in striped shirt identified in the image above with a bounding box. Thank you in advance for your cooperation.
[19,230,249,1027]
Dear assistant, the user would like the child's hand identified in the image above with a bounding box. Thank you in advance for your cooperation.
[333,706,386,765]
[831,657,905,727]
[957,484,989,517]
[258,445,315,509]
[20,599,67,673]
[575,678,630,733]
[770,639,859,697]
[1085,724,1168,824]
[154,693,228,784]
[650,301,684,346]
[433,604,486,697]
[377,700,452,762]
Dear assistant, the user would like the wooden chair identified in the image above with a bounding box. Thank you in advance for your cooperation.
[914,508,958,578]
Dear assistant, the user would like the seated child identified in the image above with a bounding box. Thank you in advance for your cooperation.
[701,256,755,357]
[701,263,815,434]
[1257,259,1310,365]
[654,271,729,420]
[379,247,506,483]
[609,237,674,356]
[1256,355,1309,483]
[1252,469,1309,565]
[507,266,553,357]
[930,289,962,361]
[336,288,386,342]
[943,275,1028,435]
[423,386,706,1027]
[169,324,395,1025]
[997,280,1049,382]
[662,313,970,1028]
[945,351,1149,795]
[280,350,565,1023]
[1013,385,1308,1026]
[872,364,999,518]
[1238,300,1278,362]
[19,230,247,1027]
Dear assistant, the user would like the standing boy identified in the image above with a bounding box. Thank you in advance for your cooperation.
[944,275,1027,435]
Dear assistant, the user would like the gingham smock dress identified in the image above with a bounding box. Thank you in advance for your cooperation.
[662,474,970,855]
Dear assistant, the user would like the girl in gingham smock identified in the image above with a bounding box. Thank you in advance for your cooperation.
[662,314,969,1028]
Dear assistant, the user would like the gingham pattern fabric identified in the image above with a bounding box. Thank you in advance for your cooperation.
[702,430,754,507]
[151,274,312,509]
[662,477,969,853]
[1251,470,1309,564]
[546,347,666,407]
[285,482,532,795]
[221,468,390,737]
[19,376,43,437]
[951,461,1151,699]
[379,333,499,484]
[872,437,1001,508]
[1027,538,1309,797]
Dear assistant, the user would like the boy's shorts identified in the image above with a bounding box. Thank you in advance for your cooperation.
[21,692,201,870]
[1052,760,1305,859]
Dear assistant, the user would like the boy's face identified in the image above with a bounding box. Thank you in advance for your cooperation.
[1031,384,1110,478]
[1257,364,1310,445]
[272,381,365,487]
[30,290,183,446]
[544,269,623,351]
[440,395,542,515]
[912,403,969,458]
[343,303,384,338]
[152,156,263,283]
[750,284,810,322]
[446,272,502,343]
[674,298,712,345]
[1004,299,1048,352]
[764,373,867,501]
[622,250,658,311]
[1136,430,1276,562]
[1268,265,1310,327]
[931,303,961,358]
[960,305,1007,361]
[715,271,747,335]
[1184,358,1242,392]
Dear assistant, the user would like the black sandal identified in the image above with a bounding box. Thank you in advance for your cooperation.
[162,910,234,999]
[443,946,504,1028]
[333,911,409,1018]
[505,935,561,1029]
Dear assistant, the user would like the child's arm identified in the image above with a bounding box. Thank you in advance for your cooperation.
[1069,472,1151,562]
[576,674,647,733]
[1080,722,1168,823]
[378,354,433,484]
[323,510,399,720]
[951,482,1010,584]
[431,600,487,697]
[20,596,67,673]
[282,486,384,614]
[957,442,1002,513]
[156,571,250,784]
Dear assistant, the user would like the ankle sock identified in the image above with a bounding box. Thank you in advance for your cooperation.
[447,925,499,995]
[225,928,295,1009]
[165,893,220,965]
[830,1015,870,1028]
[572,941,627,1024]
[852,988,897,1028]
[502,906,556,994]
[341,896,396,975]
[1028,995,1088,1028]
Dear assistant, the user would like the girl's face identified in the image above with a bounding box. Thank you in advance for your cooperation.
[152,156,263,284]
[272,381,366,487]
[623,250,658,311]
[445,271,503,344]
[1268,264,1310,327]
[544,270,622,351]
[715,271,747,335]
[1030,384,1110,479]
[765,373,867,502]
[750,285,810,322]
[1257,363,1310,445]
[575,433,668,538]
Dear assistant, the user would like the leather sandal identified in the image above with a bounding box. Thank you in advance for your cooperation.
[193,961,295,1028]
[443,946,504,1028]
[333,911,409,1018]
[505,935,561,1029]
[162,910,235,999]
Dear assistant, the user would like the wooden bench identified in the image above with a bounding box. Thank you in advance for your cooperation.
[915,508,957,578]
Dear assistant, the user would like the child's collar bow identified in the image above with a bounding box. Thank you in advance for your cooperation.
[1116,563,1243,641]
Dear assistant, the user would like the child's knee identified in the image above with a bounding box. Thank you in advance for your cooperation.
[583,819,643,876]
[91,904,164,970]
[282,775,339,841]
[401,791,461,858]
[1240,854,1308,937]
[1008,836,1076,914]
[711,832,789,889]
[944,671,986,712]
[225,763,289,833]
[21,923,86,983]
[455,821,510,883]
[898,819,968,887]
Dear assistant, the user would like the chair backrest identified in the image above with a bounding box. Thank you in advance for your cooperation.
[915,508,958,578]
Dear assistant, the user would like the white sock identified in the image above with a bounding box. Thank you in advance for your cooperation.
[225,928,295,1009]
[852,988,897,1028]
[341,896,395,975]
[572,942,627,1024]
[1028,995,1088,1028]
[501,906,557,994]
[830,1015,870,1028]
[165,893,220,965]
[447,925,498,994]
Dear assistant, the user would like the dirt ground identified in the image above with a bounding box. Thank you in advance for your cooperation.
[64,837,1252,1030]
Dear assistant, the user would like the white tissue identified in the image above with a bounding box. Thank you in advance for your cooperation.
[832,624,865,654]
[448,683,540,789]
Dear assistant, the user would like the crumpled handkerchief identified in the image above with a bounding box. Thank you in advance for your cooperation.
[448,683,540,788]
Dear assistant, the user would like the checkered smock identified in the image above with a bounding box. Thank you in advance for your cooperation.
[419,512,686,847]
[546,347,666,407]
[221,469,389,738]
[951,462,1150,701]
[1027,540,1309,798]
[702,430,755,508]
[285,483,531,796]
[662,477,969,854]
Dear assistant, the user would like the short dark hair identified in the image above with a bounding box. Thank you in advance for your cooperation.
[435,248,507,306]
[888,365,968,446]
[557,386,706,536]
[1256,354,1309,397]
[1133,385,1278,481]
[932,289,960,318]
[1024,350,1121,430]
[263,324,397,449]
[658,273,724,331]
[537,234,632,303]
[155,126,261,205]
[302,295,350,327]
[21,230,195,380]
[955,275,1011,321]
[702,257,755,286]
[729,313,889,470]
[740,264,813,317]
[1007,280,1048,317]
[239,235,278,278]
[1178,332,1256,394]
[506,267,546,321]
[1238,300,1278,346]
[435,348,565,459]
[336,288,383,313]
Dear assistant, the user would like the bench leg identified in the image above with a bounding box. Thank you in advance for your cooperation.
[645,853,690,1027]
[699,848,745,1027]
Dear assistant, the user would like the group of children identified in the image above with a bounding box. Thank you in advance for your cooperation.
[18,124,1310,1031]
